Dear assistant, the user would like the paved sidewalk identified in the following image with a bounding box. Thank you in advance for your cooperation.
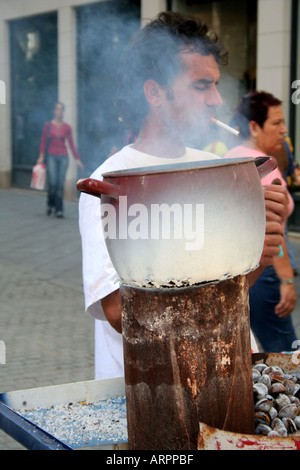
[1,188,300,450]
[0,188,94,449]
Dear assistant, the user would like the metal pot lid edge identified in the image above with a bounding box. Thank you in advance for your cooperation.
[102,157,255,178]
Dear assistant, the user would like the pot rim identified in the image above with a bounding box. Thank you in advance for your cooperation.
[102,156,255,178]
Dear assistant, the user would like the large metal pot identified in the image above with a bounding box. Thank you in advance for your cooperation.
[77,156,276,287]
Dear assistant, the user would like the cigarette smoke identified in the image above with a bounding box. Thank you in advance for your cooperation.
[77,0,141,174]
[77,2,249,172]
[9,1,254,181]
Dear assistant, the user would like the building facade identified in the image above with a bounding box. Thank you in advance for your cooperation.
[0,0,297,200]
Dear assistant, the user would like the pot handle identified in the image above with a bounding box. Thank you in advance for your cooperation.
[76,178,120,199]
[255,156,277,179]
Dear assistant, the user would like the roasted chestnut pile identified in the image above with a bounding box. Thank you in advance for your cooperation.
[253,363,300,437]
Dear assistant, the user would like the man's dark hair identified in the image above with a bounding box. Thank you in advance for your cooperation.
[232,91,282,139]
[117,11,228,130]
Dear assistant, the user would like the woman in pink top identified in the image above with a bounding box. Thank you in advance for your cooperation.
[225,91,298,352]
[37,102,83,217]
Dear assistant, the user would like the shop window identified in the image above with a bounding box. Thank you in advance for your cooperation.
[10,13,58,188]
[171,0,257,117]
[77,0,141,175]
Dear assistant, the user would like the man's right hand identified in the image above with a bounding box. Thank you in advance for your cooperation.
[263,178,290,224]
[259,179,288,268]
[259,220,284,267]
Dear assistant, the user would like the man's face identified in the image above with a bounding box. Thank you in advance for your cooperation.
[162,52,223,142]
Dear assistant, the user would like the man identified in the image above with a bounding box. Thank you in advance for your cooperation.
[79,12,287,379]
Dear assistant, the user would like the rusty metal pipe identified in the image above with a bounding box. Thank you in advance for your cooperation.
[121,276,255,450]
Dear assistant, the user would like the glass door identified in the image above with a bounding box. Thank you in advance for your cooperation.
[10,12,58,188]
[171,0,257,116]
[77,0,141,175]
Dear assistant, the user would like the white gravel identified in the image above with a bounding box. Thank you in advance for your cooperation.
[17,396,127,448]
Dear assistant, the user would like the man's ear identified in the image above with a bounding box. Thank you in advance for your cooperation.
[143,79,165,107]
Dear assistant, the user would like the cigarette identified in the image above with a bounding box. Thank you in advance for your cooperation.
[210,117,240,136]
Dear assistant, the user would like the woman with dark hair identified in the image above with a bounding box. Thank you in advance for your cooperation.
[37,102,83,218]
[225,91,298,352]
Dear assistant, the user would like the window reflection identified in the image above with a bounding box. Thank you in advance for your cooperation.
[10,13,57,187]
[16,30,40,61]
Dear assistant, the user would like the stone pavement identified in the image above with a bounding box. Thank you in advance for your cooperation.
[1,188,300,450]
[0,188,94,449]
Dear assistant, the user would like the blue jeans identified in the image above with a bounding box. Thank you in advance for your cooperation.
[249,266,298,352]
[46,154,69,213]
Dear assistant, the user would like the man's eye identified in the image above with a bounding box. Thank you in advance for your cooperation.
[194,84,207,91]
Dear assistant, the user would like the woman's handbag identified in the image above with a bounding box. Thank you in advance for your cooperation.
[30,163,46,190]
[30,121,50,190]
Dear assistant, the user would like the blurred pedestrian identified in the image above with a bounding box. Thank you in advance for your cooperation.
[37,102,83,218]
[225,91,298,352]
[273,138,298,275]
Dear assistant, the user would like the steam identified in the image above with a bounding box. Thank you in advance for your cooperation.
[9,2,253,181]
[77,1,141,174]
[77,4,248,172]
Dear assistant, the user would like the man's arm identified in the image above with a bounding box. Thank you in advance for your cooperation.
[263,178,290,223]
[104,220,285,330]
[101,289,122,333]
[247,179,288,287]
[102,181,290,331]
[247,219,284,287]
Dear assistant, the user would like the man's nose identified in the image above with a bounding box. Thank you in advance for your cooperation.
[207,86,223,108]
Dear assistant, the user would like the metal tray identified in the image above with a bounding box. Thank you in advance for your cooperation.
[2,353,299,451]
[0,377,127,450]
